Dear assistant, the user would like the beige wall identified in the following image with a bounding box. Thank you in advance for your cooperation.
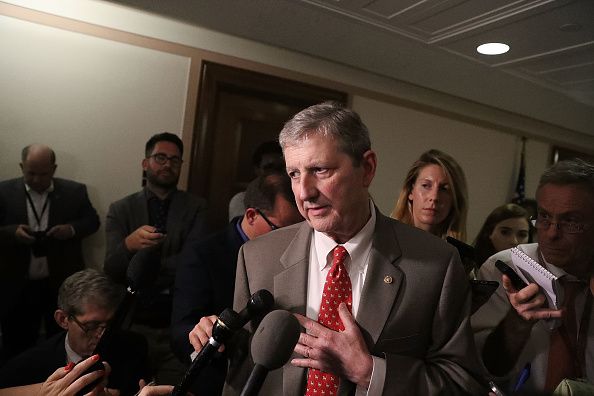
[0,0,563,268]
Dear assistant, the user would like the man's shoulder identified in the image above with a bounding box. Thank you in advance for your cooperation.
[172,190,207,210]
[109,190,145,208]
[0,177,22,191]
[379,213,455,254]
[53,177,86,189]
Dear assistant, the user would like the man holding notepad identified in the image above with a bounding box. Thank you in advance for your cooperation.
[472,158,594,394]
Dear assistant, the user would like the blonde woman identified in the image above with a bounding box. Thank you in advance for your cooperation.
[391,149,468,241]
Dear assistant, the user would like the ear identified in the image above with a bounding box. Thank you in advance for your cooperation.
[142,158,149,171]
[19,163,24,171]
[361,150,377,188]
[50,164,57,176]
[244,208,258,225]
[54,309,69,330]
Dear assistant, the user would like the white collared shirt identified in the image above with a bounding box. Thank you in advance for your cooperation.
[306,200,376,320]
[64,333,84,364]
[25,182,53,279]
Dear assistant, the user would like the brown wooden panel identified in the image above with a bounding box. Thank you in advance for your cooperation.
[188,62,347,229]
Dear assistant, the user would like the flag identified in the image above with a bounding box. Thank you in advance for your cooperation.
[512,137,526,204]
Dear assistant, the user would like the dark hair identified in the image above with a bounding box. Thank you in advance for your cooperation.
[21,144,56,164]
[252,141,283,168]
[391,149,468,241]
[278,101,370,166]
[244,171,296,213]
[538,158,594,194]
[473,203,531,266]
[145,132,184,158]
[57,269,125,316]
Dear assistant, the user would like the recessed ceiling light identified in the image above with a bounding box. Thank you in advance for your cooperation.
[476,42,510,55]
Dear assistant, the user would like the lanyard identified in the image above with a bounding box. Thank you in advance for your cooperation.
[25,190,50,229]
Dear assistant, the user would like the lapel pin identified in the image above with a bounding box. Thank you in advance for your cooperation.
[384,275,393,284]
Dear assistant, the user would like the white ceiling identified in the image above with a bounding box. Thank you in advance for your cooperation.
[103,0,594,139]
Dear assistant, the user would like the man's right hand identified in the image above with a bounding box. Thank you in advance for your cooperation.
[15,224,35,244]
[188,315,219,353]
[501,274,562,322]
[124,225,165,252]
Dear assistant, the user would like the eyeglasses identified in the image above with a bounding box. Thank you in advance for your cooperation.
[531,216,589,234]
[148,153,183,167]
[256,208,279,230]
[69,315,110,336]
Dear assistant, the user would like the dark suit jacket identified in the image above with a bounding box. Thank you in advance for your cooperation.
[170,218,245,395]
[0,177,100,312]
[104,188,207,325]
[224,209,488,396]
[0,330,150,396]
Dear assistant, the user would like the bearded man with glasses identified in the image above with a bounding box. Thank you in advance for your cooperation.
[104,132,208,385]
[0,269,149,395]
[473,158,594,394]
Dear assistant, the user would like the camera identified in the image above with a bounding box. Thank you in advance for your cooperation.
[31,230,50,257]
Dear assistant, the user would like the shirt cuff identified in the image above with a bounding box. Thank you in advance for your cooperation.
[355,355,386,396]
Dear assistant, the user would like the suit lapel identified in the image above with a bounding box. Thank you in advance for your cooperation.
[356,211,403,346]
[276,222,311,395]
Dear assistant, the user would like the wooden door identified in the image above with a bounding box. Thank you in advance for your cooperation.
[188,62,347,230]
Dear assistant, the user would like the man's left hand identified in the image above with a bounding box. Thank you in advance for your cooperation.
[46,224,75,240]
[292,303,373,389]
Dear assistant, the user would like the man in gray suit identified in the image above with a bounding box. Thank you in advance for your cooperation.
[104,132,207,384]
[194,102,487,395]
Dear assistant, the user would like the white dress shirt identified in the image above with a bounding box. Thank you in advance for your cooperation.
[25,182,53,280]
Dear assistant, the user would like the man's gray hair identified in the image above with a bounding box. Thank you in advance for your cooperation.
[538,158,594,194]
[278,101,371,166]
[57,269,124,316]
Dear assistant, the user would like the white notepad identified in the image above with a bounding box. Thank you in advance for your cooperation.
[510,247,559,309]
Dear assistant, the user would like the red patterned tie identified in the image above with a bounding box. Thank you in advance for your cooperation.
[305,245,352,396]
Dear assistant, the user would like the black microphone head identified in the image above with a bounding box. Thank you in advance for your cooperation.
[126,246,161,291]
[251,310,300,370]
[246,289,274,317]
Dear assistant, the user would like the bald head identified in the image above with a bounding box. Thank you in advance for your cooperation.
[20,144,57,193]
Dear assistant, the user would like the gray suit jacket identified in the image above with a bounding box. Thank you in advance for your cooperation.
[104,188,208,292]
[224,209,487,396]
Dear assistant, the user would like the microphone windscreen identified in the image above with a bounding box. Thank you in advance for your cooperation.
[251,310,300,370]
[126,246,160,291]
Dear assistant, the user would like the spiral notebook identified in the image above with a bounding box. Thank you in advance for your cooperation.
[510,247,559,309]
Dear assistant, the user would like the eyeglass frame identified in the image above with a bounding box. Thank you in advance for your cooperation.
[255,208,279,230]
[69,314,110,336]
[147,153,183,167]
[530,215,589,234]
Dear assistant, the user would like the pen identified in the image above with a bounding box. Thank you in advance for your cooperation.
[513,362,531,392]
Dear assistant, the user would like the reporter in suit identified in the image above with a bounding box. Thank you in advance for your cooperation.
[104,132,207,384]
[194,102,487,395]
[171,171,302,395]
[0,144,100,359]
[0,269,149,396]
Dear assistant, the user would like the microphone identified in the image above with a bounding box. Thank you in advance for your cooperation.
[126,246,161,293]
[239,310,301,396]
[171,289,274,396]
